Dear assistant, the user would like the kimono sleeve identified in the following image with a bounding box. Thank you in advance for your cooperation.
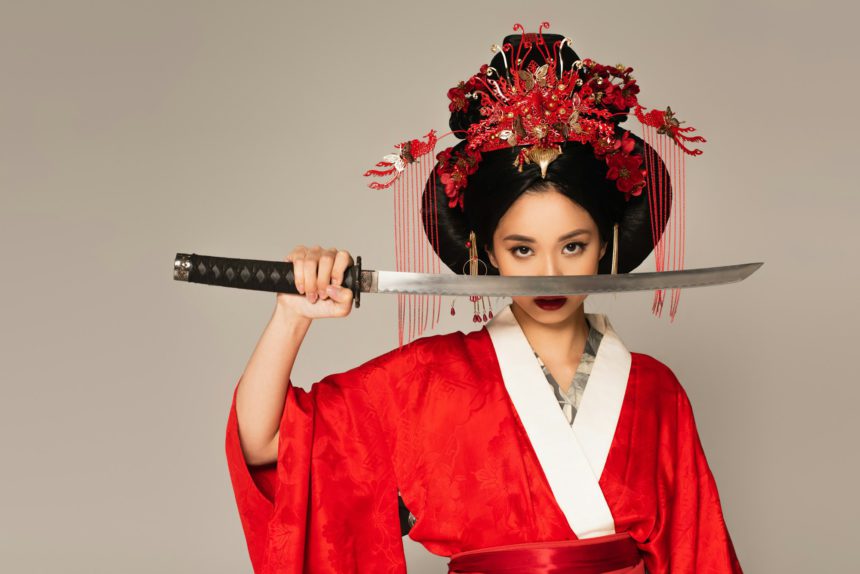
[640,372,744,574]
[224,348,413,574]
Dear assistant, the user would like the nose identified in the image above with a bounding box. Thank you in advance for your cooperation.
[538,254,563,276]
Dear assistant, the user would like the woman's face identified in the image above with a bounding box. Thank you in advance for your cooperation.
[486,186,607,326]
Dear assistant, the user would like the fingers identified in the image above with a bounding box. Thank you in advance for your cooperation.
[285,245,353,304]
[330,250,353,288]
[316,248,338,299]
[286,245,309,296]
[301,246,322,302]
[285,244,319,302]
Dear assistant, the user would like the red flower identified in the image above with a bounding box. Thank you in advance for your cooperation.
[447,81,468,112]
[436,147,482,210]
[601,83,625,111]
[592,135,620,158]
[606,151,646,197]
[617,130,636,154]
[439,171,464,208]
[622,82,640,108]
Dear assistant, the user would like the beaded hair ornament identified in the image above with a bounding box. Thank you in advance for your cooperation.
[364,22,705,347]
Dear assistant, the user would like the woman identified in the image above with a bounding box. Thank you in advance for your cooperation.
[226,25,742,573]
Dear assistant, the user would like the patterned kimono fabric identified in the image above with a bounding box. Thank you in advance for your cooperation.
[447,314,645,574]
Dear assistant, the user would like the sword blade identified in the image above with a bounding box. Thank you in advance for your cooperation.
[173,253,762,307]
[365,262,763,296]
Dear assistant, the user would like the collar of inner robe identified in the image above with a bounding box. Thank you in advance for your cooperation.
[531,316,605,424]
[484,303,632,539]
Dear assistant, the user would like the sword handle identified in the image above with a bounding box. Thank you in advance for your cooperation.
[173,253,363,308]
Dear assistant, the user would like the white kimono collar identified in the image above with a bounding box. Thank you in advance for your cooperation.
[484,303,632,539]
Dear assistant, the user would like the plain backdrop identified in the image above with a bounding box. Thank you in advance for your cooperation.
[1,1,858,572]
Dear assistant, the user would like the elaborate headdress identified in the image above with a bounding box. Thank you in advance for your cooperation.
[365,22,705,346]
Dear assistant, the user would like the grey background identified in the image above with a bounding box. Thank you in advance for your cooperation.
[2,1,857,572]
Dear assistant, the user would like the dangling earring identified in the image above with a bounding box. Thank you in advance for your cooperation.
[611,223,620,275]
[450,230,495,323]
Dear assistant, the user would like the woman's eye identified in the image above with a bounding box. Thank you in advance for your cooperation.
[511,246,532,257]
[563,242,586,254]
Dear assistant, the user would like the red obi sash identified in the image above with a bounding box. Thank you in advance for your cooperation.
[447,532,644,574]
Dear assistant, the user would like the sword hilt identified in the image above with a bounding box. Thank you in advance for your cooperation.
[174,253,363,308]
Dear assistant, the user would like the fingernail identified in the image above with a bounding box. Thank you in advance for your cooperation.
[326,285,338,297]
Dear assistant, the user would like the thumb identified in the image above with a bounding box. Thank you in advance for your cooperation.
[325,284,352,303]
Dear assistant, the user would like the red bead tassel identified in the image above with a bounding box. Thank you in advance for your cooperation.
[423,151,443,331]
[408,146,416,344]
[365,131,441,349]
[392,148,443,349]
[394,167,405,347]
[641,124,686,320]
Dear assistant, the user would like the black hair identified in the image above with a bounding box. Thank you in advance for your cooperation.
[423,141,627,276]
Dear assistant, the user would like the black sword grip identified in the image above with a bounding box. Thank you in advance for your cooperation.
[174,253,362,308]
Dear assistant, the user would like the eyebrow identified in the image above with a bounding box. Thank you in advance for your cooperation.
[502,229,592,243]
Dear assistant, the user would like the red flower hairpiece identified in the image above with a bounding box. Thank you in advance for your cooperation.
[366,23,704,208]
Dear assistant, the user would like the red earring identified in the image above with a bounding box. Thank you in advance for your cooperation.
[450,230,494,323]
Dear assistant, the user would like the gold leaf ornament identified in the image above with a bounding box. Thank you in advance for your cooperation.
[517,64,548,91]
[657,106,684,136]
[524,144,562,178]
[568,110,583,134]
[512,115,527,139]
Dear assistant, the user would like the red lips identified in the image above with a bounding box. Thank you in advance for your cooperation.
[534,296,567,310]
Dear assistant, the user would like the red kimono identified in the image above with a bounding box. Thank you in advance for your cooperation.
[225,304,743,573]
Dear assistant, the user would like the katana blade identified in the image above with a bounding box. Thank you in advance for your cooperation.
[174,253,762,308]
[369,262,762,296]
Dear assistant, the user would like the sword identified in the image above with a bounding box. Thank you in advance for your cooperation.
[173,253,762,308]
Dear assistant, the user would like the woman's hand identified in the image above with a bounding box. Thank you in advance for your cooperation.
[275,245,355,320]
